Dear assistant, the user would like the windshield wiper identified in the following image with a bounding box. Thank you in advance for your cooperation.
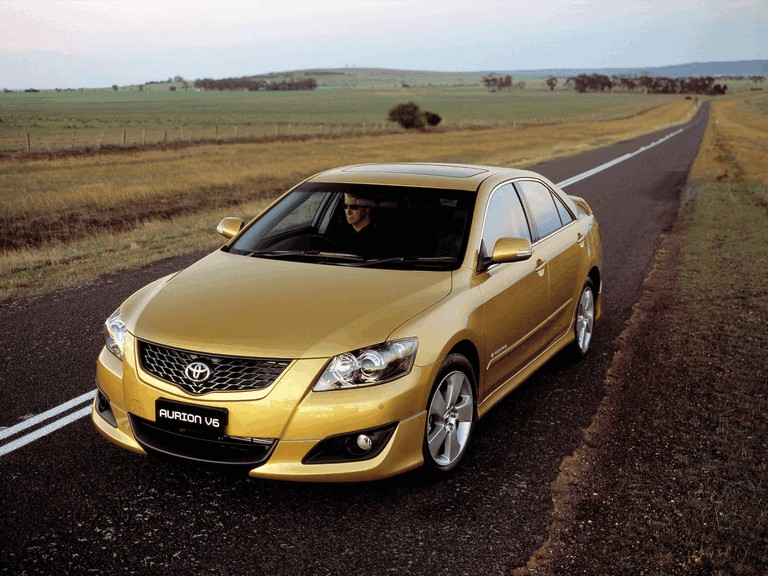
[247,250,364,262]
[355,256,457,268]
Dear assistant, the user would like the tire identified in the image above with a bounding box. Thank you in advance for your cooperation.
[423,353,476,474]
[573,278,596,358]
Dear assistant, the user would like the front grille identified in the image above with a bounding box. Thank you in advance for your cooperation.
[130,414,276,467]
[138,340,291,395]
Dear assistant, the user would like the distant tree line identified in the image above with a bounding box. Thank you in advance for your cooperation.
[482,74,513,91]
[193,77,317,91]
[565,74,728,95]
[481,74,526,92]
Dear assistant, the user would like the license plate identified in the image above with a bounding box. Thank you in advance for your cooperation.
[155,398,228,436]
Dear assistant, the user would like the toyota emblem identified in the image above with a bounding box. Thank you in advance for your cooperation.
[184,361,212,383]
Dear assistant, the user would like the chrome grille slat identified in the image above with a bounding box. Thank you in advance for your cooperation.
[138,341,290,395]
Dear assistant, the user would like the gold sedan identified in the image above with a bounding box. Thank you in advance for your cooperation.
[93,163,602,481]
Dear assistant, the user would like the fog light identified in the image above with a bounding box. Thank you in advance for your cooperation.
[302,422,398,465]
[355,434,373,452]
[96,388,117,428]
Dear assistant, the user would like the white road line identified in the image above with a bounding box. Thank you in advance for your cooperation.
[557,128,685,189]
[0,405,93,457]
[0,390,95,441]
[0,123,689,458]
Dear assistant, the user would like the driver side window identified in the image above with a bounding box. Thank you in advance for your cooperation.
[481,183,531,254]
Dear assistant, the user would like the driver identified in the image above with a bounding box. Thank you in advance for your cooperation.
[337,193,386,258]
[344,194,373,234]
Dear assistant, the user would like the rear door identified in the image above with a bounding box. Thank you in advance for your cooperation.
[515,179,584,348]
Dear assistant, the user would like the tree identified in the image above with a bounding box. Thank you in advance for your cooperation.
[388,102,441,130]
[482,74,512,92]
[388,102,425,129]
[424,111,442,127]
[566,74,613,93]
[545,76,558,91]
[482,74,498,92]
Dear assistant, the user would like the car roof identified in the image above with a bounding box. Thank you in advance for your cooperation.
[308,163,540,192]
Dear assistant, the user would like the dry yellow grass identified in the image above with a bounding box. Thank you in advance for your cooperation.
[0,98,697,301]
[0,197,272,300]
[690,93,768,184]
[1,99,696,218]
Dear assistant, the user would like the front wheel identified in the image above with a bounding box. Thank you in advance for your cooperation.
[423,354,476,474]
[573,278,596,357]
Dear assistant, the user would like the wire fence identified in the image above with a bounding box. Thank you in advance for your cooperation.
[0,120,520,156]
[0,123,390,155]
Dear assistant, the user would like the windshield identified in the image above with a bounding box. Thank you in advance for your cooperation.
[228,182,475,271]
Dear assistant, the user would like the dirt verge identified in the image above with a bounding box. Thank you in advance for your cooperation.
[515,181,767,575]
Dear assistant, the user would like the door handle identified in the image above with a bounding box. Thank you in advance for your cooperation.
[535,258,547,273]
[577,233,585,244]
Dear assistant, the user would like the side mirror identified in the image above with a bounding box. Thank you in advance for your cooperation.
[217,217,244,239]
[491,237,533,263]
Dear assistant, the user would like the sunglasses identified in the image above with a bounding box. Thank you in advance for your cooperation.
[343,203,363,211]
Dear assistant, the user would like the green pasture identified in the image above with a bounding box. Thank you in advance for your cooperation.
[0,83,682,153]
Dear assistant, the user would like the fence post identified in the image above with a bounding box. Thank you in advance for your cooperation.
[71,131,76,149]
[122,131,126,147]
[27,133,31,154]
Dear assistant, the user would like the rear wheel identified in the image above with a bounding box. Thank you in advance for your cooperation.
[573,278,596,357]
[423,354,476,474]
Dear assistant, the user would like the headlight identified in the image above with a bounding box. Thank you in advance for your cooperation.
[314,338,418,391]
[104,308,126,360]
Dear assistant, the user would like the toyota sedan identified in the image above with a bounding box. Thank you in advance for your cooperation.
[93,163,602,481]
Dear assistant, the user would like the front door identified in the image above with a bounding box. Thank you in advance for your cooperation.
[476,183,549,398]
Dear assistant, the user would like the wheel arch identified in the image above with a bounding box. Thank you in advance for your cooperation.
[447,339,481,402]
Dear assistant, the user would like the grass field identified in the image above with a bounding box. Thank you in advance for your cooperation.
[0,94,698,300]
[3,68,759,154]
[1,82,684,154]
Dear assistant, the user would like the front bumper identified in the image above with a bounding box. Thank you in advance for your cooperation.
[93,341,433,482]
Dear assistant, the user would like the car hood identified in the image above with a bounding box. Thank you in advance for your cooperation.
[125,250,452,359]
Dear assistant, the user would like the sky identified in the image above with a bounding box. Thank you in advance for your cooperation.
[0,0,765,89]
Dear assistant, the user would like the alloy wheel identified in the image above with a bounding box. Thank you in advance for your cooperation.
[576,284,595,354]
[426,369,474,468]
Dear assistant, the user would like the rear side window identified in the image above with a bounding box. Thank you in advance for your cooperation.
[516,180,566,240]
[554,194,575,226]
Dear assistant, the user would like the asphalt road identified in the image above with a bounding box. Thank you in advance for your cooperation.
[0,102,710,576]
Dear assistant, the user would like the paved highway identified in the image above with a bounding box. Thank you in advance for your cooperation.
[0,103,709,575]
